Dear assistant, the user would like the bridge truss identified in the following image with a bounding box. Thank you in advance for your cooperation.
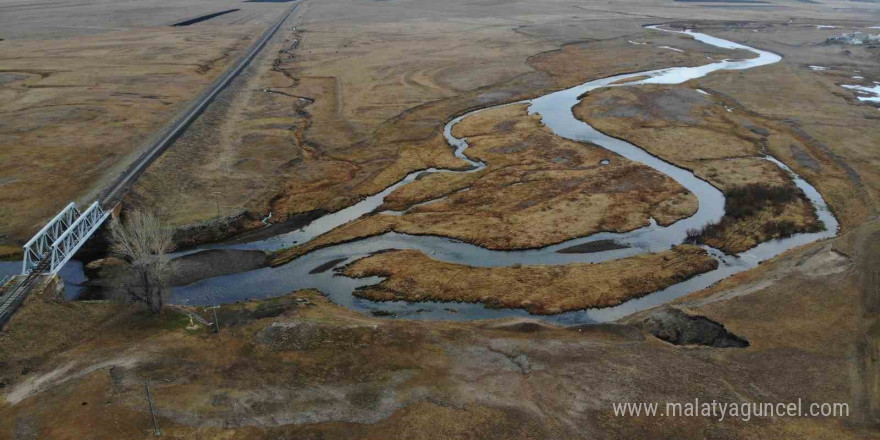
[22,202,111,275]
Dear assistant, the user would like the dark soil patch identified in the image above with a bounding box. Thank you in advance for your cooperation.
[211,296,305,328]
[0,73,27,85]
[790,144,822,172]
[632,306,749,347]
[169,249,267,287]
[485,320,553,333]
[722,183,800,219]
[172,211,266,252]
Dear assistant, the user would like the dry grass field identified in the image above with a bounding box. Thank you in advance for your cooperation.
[571,21,880,252]
[4,0,877,253]
[130,0,806,245]
[0,0,299,250]
[690,22,880,229]
[0,0,285,40]
[2,0,880,437]
[0,221,876,438]
[575,84,825,253]
[131,13,729,237]
[0,20,276,250]
[345,245,717,314]
[271,102,699,264]
[579,22,880,230]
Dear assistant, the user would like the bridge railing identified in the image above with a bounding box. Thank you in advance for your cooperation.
[22,202,80,274]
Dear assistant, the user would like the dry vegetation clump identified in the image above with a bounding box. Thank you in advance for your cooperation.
[343,246,718,314]
[380,172,480,212]
[723,183,800,218]
[685,183,823,253]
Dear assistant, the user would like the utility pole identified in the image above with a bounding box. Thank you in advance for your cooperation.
[206,305,221,341]
[144,380,161,436]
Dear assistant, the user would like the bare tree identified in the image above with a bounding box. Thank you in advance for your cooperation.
[108,209,175,314]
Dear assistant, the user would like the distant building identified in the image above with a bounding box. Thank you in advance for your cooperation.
[826,32,880,45]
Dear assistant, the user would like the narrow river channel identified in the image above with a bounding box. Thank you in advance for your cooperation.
[123,26,839,323]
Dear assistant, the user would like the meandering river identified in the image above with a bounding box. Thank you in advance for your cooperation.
[161,26,836,323]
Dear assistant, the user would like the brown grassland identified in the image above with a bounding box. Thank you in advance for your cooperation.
[272,103,699,264]
[1,0,880,437]
[0,221,876,438]
[344,246,717,314]
[574,84,825,253]
[0,25,265,251]
[131,17,747,246]
[689,21,880,228]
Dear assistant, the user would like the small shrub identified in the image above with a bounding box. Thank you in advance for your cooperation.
[682,183,816,252]
[685,228,703,244]
[724,183,800,219]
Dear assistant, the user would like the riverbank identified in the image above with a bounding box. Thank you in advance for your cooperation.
[1,219,876,438]
[344,245,717,314]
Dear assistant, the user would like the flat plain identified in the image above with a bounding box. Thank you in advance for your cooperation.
[0,0,879,437]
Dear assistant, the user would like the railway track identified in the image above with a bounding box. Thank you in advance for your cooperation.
[0,1,301,329]
[100,0,302,206]
[0,259,50,328]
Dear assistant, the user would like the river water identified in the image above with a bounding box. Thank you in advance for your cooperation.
[45,26,842,323]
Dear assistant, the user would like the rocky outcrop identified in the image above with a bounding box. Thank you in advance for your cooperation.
[631,306,749,348]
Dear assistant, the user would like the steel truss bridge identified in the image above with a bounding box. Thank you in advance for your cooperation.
[21,202,111,275]
[0,202,112,328]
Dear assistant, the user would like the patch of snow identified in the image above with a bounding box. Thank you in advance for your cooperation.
[659,45,684,53]
[816,25,838,29]
[841,84,880,103]
[853,76,864,80]
[628,40,647,45]
[696,89,710,95]
[809,65,829,71]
